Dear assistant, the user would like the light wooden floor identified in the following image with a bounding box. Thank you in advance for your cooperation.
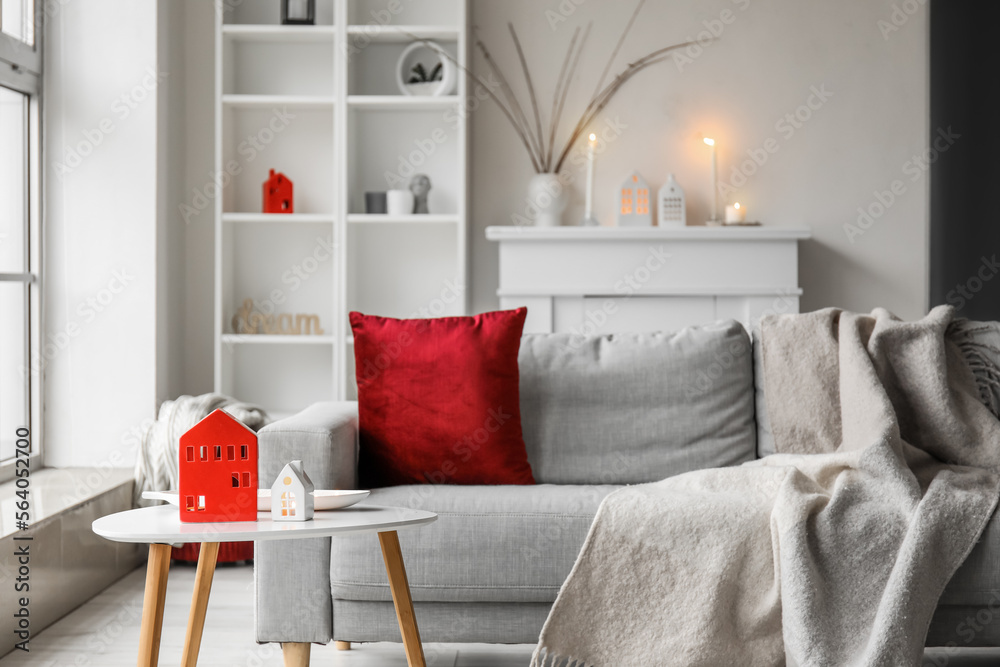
[3,562,1000,666]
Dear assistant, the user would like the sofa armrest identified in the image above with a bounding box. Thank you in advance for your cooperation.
[258,401,359,490]
[255,401,358,645]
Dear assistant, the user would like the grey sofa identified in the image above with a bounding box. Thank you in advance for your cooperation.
[255,319,1000,650]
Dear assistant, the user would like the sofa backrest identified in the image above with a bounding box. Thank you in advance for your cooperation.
[517,320,757,485]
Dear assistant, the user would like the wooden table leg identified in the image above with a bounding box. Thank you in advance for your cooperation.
[180,542,220,667]
[378,531,426,667]
[138,543,171,667]
[282,642,311,666]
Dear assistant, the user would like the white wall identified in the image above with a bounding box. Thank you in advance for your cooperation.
[178,0,219,397]
[43,0,161,466]
[157,0,188,407]
[470,0,930,319]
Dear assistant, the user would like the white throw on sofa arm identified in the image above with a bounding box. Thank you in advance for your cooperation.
[255,401,359,644]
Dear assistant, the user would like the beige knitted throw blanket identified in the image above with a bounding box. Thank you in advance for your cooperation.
[532,307,1000,667]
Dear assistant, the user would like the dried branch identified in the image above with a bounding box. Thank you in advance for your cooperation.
[474,37,543,171]
[400,32,543,172]
[591,0,646,102]
[552,41,696,173]
[401,3,701,176]
[547,24,590,173]
[508,23,546,170]
[474,36,543,170]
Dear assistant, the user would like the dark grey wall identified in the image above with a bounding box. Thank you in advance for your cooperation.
[930,1,1000,320]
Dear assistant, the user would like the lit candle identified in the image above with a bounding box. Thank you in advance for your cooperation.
[725,202,747,224]
[583,133,598,226]
[704,137,718,223]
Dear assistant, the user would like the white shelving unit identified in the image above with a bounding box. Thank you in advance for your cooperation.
[214,0,469,413]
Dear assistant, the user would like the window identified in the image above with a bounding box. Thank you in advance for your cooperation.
[1,0,34,47]
[240,444,248,460]
[280,491,296,517]
[241,471,251,487]
[0,0,40,482]
[227,444,235,461]
[231,473,239,488]
[214,444,222,460]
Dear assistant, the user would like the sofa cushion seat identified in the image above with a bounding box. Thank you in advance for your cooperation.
[330,484,619,604]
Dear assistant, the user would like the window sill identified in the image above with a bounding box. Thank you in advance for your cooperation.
[0,467,133,539]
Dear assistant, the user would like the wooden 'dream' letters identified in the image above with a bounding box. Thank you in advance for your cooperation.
[232,298,325,336]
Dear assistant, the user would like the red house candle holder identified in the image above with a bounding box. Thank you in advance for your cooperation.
[263,169,294,213]
[178,409,258,523]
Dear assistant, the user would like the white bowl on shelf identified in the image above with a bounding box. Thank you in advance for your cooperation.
[396,41,456,97]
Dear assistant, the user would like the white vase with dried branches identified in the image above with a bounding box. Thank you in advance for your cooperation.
[527,173,568,227]
[411,0,693,226]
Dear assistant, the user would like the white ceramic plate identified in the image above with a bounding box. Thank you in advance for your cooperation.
[142,489,371,512]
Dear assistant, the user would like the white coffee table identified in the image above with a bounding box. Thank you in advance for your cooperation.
[93,503,437,667]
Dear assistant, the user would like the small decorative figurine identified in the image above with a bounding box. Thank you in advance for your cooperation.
[617,172,652,227]
[409,174,431,214]
[657,174,686,227]
[263,169,293,213]
[178,409,258,523]
[271,460,314,522]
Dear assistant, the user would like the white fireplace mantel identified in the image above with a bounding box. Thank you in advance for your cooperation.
[486,225,812,335]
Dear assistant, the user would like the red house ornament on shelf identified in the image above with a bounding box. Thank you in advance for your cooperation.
[178,409,258,523]
[263,169,294,213]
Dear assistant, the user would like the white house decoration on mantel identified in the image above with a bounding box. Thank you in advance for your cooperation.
[617,172,652,227]
[271,460,314,522]
[657,174,686,227]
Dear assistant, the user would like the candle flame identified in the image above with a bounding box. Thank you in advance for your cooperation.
[703,137,715,146]
[588,133,597,142]
[734,202,740,209]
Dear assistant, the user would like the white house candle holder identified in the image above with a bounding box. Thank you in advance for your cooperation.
[271,460,314,522]
[617,172,652,227]
[657,174,686,227]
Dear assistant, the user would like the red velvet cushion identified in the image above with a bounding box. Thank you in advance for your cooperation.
[350,308,535,487]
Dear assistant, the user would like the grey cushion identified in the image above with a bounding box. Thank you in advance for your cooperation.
[517,321,757,484]
[329,484,619,604]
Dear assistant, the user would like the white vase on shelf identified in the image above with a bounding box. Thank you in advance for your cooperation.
[528,173,568,227]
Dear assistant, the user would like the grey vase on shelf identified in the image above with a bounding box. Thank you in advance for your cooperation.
[364,192,387,214]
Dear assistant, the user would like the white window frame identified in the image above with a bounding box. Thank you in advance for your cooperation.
[0,0,42,483]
